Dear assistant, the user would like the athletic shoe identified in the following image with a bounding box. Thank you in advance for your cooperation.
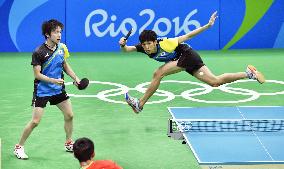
[14,144,28,159]
[125,92,142,113]
[65,140,74,152]
[246,65,265,84]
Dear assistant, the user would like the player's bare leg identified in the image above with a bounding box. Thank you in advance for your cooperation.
[193,65,247,87]
[193,65,265,87]
[18,107,45,145]
[125,61,183,113]
[57,99,74,152]
[139,61,184,107]
[14,107,44,159]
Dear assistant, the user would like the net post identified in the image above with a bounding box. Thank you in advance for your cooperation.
[167,119,185,141]
[167,119,173,137]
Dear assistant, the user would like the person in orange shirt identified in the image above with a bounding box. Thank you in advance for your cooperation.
[73,137,123,169]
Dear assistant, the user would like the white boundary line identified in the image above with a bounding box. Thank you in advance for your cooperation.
[237,107,274,161]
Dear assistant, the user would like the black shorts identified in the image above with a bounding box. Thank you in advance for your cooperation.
[31,92,69,108]
[176,45,205,75]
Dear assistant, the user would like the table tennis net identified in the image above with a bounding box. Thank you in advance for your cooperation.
[170,119,284,132]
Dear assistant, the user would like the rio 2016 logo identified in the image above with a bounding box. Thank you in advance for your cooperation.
[85,9,201,38]
[4,0,278,51]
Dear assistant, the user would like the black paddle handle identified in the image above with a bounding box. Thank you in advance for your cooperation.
[121,29,132,47]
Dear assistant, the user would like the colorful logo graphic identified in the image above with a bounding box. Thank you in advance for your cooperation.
[223,0,274,49]
[0,0,283,52]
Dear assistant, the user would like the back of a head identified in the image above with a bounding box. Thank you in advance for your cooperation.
[139,30,157,43]
[42,19,64,39]
[73,137,95,163]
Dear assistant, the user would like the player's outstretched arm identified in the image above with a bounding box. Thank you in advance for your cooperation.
[178,11,218,44]
[119,37,137,52]
[63,61,80,84]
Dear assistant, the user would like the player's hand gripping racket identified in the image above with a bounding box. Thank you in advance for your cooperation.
[73,78,89,90]
[121,29,132,47]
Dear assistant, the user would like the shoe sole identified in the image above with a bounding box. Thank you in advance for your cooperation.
[125,93,139,114]
[14,154,28,160]
[65,143,74,152]
[128,102,139,114]
[248,65,265,84]
[16,156,28,160]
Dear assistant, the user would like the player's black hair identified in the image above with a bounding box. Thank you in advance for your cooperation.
[139,30,157,43]
[42,19,64,39]
[73,137,95,162]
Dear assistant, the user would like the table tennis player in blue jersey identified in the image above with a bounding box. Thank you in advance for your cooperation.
[14,19,81,159]
[119,11,265,114]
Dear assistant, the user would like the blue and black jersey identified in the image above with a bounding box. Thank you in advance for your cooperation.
[31,43,70,97]
[135,38,191,62]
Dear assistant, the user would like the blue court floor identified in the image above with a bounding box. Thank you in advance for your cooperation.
[168,106,284,169]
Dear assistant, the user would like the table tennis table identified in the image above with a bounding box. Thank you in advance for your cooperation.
[167,106,284,169]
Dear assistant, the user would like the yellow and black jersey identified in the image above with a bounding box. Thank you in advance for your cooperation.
[135,38,191,62]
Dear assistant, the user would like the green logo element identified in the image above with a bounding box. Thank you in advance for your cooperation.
[223,0,274,49]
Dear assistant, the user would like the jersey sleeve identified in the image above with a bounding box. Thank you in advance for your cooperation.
[159,38,178,53]
[31,51,42,66]
[61,43,70,59]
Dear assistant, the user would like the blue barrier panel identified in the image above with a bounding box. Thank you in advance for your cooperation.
[1,0,284,52]
[220,0,284,49]
[0,0,65,52]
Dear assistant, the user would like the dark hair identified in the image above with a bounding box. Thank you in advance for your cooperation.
[41,19,64,39]
[139,30,157,43]
[73,137,95,162]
